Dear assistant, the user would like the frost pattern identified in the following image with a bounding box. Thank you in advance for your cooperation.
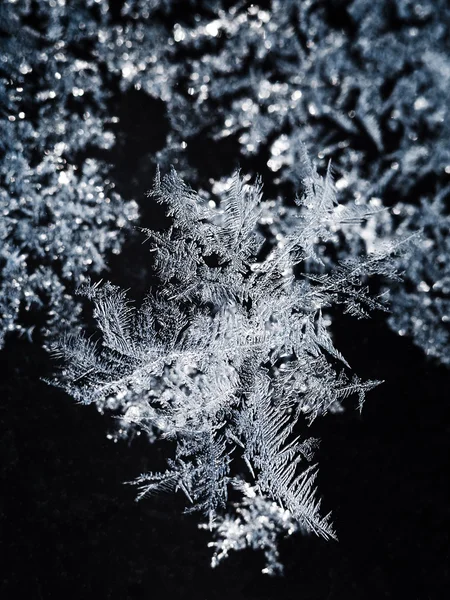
[50,0,448,365]
[0,0,139,346]
[387,196,450,365]
[3,0,447,362]
[98,0,450,204]
[52,159,398,574]
[202,479,301,576]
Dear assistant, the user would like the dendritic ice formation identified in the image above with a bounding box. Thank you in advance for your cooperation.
[47,0,448,366]
[2,0,448,578]
[52,160,400,574]
[2,0,449,365]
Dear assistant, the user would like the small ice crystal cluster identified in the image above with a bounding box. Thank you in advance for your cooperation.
[0,0,138,346]
[388,196,450,366]
[102,0,450,205]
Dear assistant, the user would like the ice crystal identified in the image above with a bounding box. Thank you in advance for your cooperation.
[52,158,399,573]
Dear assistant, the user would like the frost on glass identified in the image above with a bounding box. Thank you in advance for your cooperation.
[52,155,401,574]
[0,0,139,346]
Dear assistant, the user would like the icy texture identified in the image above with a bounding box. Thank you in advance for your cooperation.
[52,158,400,573]
[388,196,450,365]
[99,0,450,202]
[70,0,450,366]
[203,479,302,576]
[0,0,139,345]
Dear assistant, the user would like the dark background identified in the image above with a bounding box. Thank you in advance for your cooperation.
[1,2,449,599]
[1,135,449,598]
[2,282,449,599]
